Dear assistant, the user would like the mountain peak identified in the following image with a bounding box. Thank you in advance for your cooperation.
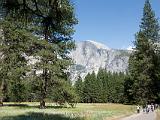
[85,40,110,50]
[70,40,130,81]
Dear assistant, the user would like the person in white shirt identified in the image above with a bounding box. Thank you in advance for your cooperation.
[137,105,140,113]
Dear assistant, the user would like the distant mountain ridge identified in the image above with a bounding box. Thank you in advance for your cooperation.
[69,40,131,81]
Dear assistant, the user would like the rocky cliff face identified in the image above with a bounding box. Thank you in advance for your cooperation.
[69,40,131,81]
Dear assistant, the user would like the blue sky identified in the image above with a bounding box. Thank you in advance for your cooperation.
[72,0,160,49]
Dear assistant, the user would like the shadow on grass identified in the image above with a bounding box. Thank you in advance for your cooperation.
[0,112,85,120]
[3,104,29,107]
[2,104,69,109]
[17,105,67,109]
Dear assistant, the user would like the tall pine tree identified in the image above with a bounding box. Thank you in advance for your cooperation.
[129,32,158,104]
[74,76,84,103]
[83,72,99,103]
[128,0,160,105]
[140,0,160,42]
[0,0,77,108]
[0,20,36,103]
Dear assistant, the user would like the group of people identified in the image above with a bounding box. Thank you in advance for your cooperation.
[137,103,159,114]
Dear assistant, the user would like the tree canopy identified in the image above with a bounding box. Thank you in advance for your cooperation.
[0,0,78,108]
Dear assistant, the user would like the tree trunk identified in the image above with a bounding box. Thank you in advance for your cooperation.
[40,99,45,109]
[39,84,46,109]
[39,69,47,109]
[39,28,48,108]
[0,97,3,106]
[0,80,4,106]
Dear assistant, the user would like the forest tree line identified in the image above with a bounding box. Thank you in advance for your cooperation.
[74,70,128,104]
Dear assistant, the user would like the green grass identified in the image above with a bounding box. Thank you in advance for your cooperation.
[0,102,135,120]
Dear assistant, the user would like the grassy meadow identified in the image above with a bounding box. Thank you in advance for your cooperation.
[0,102,136,120]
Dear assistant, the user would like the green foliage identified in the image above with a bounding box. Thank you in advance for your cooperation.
[83,72,100,103]
[0,0,78,108]
[123,74,134,104]
[50,80,78,108]
[128,0,160,105]
[104,72,125,103]
[74,76,84,102]
[75,69,127,103]
[140,0,160,42]
[0,20,36,102]
[0,0,78,42]
[129,32,159,104]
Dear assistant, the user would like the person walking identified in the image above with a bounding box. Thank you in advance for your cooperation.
[137,105,140,113]
[151,104,154,112]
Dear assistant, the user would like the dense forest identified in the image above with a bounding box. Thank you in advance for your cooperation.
[74,69,127,103]
[0,0,160,109]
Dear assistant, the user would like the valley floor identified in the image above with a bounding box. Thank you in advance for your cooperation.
[0,102,135,120]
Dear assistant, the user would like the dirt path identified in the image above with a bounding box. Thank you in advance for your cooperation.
[120,111,156,120]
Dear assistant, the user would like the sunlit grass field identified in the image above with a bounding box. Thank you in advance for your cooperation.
[0,102,135,120]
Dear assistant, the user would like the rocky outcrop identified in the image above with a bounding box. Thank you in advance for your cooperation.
[69,40,131,81]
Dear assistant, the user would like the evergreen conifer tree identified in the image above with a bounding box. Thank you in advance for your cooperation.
[129,31,159,104]
[74,76,84,103]
[0,20,36,103]
[97,68,107,102]
[0,0,77,108]
[140,0,160,42]
[83,72,98,103]
[128,0,160,104]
